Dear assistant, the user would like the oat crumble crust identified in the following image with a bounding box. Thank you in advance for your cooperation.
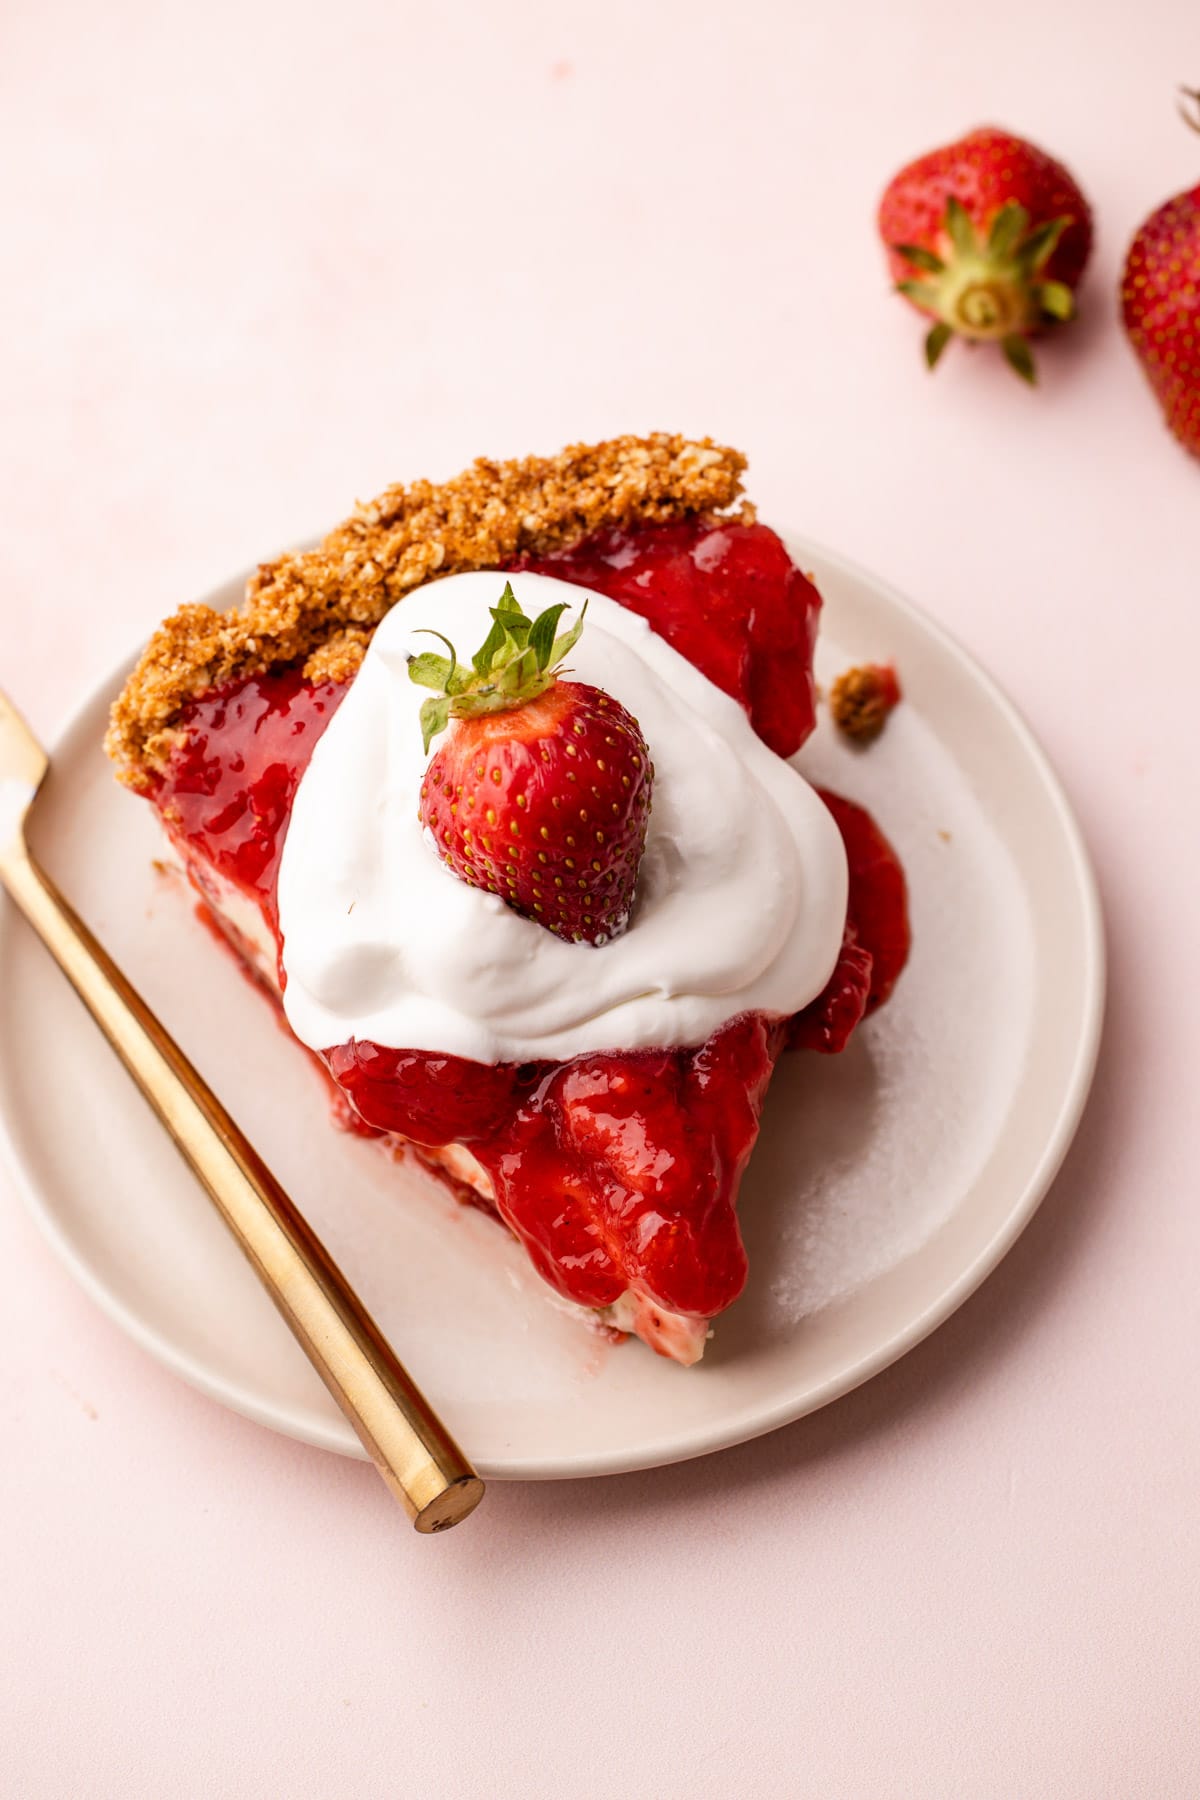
[106,433,749,787]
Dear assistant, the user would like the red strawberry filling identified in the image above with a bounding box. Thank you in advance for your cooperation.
[149,519,909,1336]
[328,1014,777,1319]
[519,516,821,759]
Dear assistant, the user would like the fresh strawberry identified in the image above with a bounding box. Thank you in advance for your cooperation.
[879,125,1093,381]
[1121,90,1200,458]
[411,582,652,946]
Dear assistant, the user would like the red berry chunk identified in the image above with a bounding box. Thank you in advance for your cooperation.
[326,1041,521,1146]
[521,518,821,759]
[479,1014,778,1316]
[820,787,910,1011]
[788,788,910,1051]
[787,934,875,1054]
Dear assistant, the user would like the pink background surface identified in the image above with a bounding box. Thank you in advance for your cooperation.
[3,3,1199,1795]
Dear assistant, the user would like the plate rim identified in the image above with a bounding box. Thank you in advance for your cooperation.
[0,531,1106,1479]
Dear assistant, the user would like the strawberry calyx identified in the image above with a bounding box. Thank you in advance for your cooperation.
[892,196,1077,383]
[407,581,587,752]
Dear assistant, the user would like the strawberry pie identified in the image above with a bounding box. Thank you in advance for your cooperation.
[107,435,909,1366]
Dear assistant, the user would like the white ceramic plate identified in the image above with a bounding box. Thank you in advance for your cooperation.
[0,535,1104,1480]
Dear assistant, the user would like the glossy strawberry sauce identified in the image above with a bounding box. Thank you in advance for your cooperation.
[151,519,909,1325]
[521,516,822,759]
[153,670,349,948]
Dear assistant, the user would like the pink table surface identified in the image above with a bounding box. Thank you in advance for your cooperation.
[3,3,1199,1795]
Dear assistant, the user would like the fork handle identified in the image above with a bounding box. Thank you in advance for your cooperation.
[1,842,484,1532]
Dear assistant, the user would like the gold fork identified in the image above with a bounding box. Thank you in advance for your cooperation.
[0,688,483,1532]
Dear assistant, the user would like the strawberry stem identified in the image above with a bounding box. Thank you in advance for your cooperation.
[407,581,587,752]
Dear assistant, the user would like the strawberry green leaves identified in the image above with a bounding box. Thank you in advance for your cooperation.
[892,241,945,275]
[1020,215,1069,274]
[890,193,1080,381]
[985,199,1029,258]
[944,193,978,260]
[1037,280,1075,322]
[414,694,451,752]
[407,581,588,752]
[1002,335,1037,385]
[407,632,458,692]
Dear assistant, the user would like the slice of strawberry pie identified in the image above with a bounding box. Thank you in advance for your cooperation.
[107,435,909,1365]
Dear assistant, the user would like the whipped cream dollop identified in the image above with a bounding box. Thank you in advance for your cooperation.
[277,570,848,1064]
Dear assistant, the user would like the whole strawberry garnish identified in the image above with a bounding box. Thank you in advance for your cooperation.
[879,125,1093,381]
[410,583,653,946]
[1121,90,1200,459]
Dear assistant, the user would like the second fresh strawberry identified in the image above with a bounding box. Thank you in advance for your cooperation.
[410,583,653,947]
[879,125,1093,381]
[1121,89,1200,460]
